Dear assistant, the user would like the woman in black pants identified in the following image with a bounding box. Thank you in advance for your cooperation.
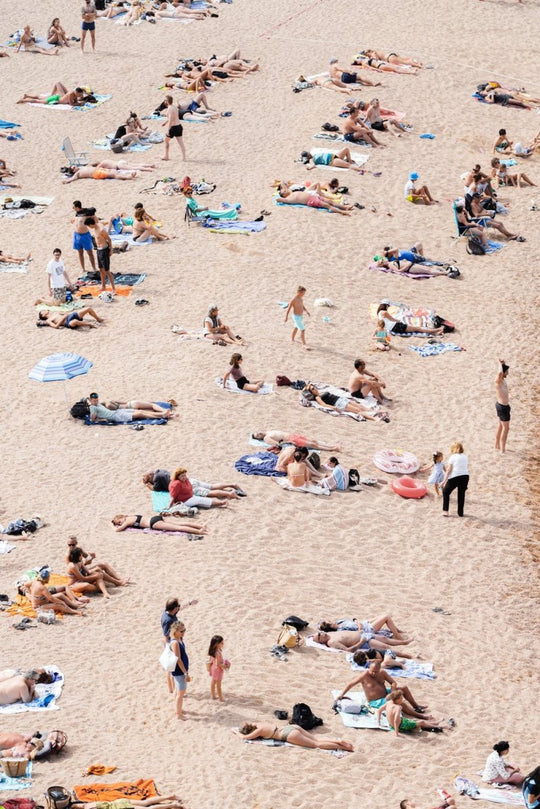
[442,442,469,517]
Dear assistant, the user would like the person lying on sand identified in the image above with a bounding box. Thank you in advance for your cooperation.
[478,85,540,109]
[37,307,104,329]
[65,537,129,584]
[88,393,177,422]
[328,58,382,88]
[302,383,381,421]
[300,147,366,173]
[343,108,385,147]
[337,659,429,717]
[376,690,452,735]
[0,671,51,705]
[375,244,448,276]
[169,468,230,510]
[0,250,30,264]
[314,629,413,654]
[158,92,220,121]
[15,25,59,55]
[17,83,84,105]
[454,203,524,242]
[97,1,128,18]
[352,53,418,74]
[235,723,354,751]
[18,569,88,615]
[0,733,43,759]
[400,795,456,809]
[377,301,444,335]
[252,430,342,451]
[155,6,216,20]
[362,48,424,68]
[79,796,185,809]
[277,186,353,215]
[319,614,405,639]
[348,359,391,403]
[354,648,407,670]
[62,165,141,183]
[111,514,208,536]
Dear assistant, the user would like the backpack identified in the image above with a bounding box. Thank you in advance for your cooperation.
[276,375,292,387]
[433,315,455,333]
[445,265,461,279]
[282,615,309,631]
[277,624,301,649]
[466,235,486,255]
[291,703,323,730]
[70,399,90,420]
[348,468,360,488]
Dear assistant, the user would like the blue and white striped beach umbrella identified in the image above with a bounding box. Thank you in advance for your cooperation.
[28,353,93,382]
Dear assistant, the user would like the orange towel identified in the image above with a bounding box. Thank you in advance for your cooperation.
[84,764,118,776]
[73,780,158,802]
[6,574,70,619]
[77,285,132,298]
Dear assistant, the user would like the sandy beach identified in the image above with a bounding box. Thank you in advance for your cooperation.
[0,0,539,807]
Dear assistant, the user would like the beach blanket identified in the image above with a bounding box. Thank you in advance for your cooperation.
[175,328,206,342]
[34,300,84,313]
[110,232,153,247]
[0,666,64,714]
[151,490,171,512]
[84,401,170,426]
[312,132,372,147]
[368,261,436,280]
[455,777,525,806]
[216,378,274,395]
[0,761,32,790]
[6,573,70,619]
[272,477,329,495]
[73,780,158,803]
[79,272,146,287]
[409,342,463,357]
[0,539,16,554]
[200,220,266,233]
[0,262,30,274]
[331,690,391,731]
[92,138,152,152]
[2,34,54,50]
[485,239,505,254]
[0,120,20,129]
[368,301,436,335]
[346,652,435,679]
[0,195,53,206]
[29,95,112,111]
[234,452,285,477]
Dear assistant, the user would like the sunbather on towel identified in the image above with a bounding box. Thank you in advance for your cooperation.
[302,384,379,420]
[143,468,244,499]
[328,58,382,87]
[376,690,450,735]
[235,722,354,751]
[0,250,30,264]
[37,307,104,329]
[377,302,444,335]
[252,430,342,451]
[336,658,429,717]
[319,614,406,639]
[343,108,384,147]
[352,53,419,74]
[18,569,88,615]
[0,669,52,706]
[300,148,366,173]
[80,796,184,809]
[0,732,44,758]
[88,392,177,423]
[314,629,413,654]
[111,514,208,535]
[65,536,129,585]
[277,187,352,215]
[15,25,60,55]
[362,49,424,68]
[400,796,456,809]
[276,446,324,480]
[477,85,540,109]
[63,166,141,183]
[18,83,85,105]
[375,244,447,276]
[353,648,407,670]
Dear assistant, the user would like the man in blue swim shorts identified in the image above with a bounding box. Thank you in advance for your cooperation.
[81,0,97,52]
[284,286,311,349]
[72,209,97,273]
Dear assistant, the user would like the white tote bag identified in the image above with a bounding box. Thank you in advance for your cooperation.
[159,643,178,672]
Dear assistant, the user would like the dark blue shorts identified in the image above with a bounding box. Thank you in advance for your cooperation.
[82,21,95,31]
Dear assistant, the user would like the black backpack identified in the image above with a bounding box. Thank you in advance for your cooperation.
[467,235,486,255]
[348,468,360,487]
[292,703,323,730]
[70,399,90,420]
[282,615,309,631]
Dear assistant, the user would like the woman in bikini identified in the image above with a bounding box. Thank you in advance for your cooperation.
[16,25,59,55]
[237,723,354,751]
[376,302,444,336]
[353,54,418,74]
[362,48,424,68]
[302,384,381,421]
[67,547,113,598]
[133,207,175,241]
[47,19,70,46]
[111,514,207,536]
[62,165,139,183]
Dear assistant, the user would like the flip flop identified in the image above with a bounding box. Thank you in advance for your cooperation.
[135,298,149,306]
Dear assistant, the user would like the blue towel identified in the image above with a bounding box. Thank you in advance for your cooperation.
[409,342,462,357]
[234,451,285,477]
[0,761,32,791]
[151,490,171,511]
[0,120,20,129]
[201,219,266,232]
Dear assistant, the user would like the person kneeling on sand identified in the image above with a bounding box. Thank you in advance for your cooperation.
[235,722,353,751]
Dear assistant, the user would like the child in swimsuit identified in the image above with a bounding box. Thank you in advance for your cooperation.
[372,319,390,350]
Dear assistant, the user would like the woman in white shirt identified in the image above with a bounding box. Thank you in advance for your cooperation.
[441,442,469,517]
[482,741,524,785]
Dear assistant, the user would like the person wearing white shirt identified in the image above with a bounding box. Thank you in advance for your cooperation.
[441,442,469,517]
[46,248,72,303]
[482,741,524,785]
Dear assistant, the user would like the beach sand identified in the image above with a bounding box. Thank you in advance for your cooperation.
[0,0,539,807]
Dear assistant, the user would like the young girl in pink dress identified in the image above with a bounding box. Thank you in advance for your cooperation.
[207,635,230,701]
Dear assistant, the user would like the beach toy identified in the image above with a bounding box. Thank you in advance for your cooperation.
[419,133,435,139]
[391,476,427,499]
[373,449,420,474]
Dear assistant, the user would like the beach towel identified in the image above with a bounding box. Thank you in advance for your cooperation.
[234,452,285,477]
[2,34,55,50]
[216,378,274,395]
[92,138,152,152]
[331,690,391,731]
[368,261,435,280]
[346,652,435,679]
[455,777,525,806]
[485,239,505,253]
[79,272,146,287]
[83,765,117,776]
[0,262,30,274]
[0,195,53,206]
[306,634,344,652]
[368,301,437,335]
[0,761,32,790]
[409,342,463,357]
[34,301,84,313]
[0,539,16,554]
[312,132,372,147]
[310,148,369,171]
[110,232,153,247]
[6,573,70,619]
[0,666,64,714]
[272,477,329,495]
[175,328,206,342]
[73,780,158,803]
[76,285,133,298]
[29,95,112,111]
[0,120,20,129]
[200,220,266,233]
[151,490,171,512]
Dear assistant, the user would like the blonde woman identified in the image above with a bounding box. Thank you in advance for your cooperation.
[169,622,190,718]
[441,442,469,517]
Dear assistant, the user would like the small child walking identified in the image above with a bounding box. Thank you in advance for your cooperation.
[373,319,391,350]
[285,286,311,349]
[207,634,230,701]
[428,451,445,495]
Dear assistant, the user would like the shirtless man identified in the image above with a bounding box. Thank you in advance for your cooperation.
[328,59,381,88]
[277,187,352,215]
[162,96,186,161]
[81,0,97,52]
[348,359,391,403]
[336,658,428,717]
[0,671,41,705]
[376,690,448,735]
[72,203,96,272]
[17,84,85,106]
[343,108,384,148]
[37,307,103,329]
[65,537,129,586]
[366,98,408,137]
[251,430,341,451]
[314,629,413,653]
[86,218,115,293]
[495,359,511,453]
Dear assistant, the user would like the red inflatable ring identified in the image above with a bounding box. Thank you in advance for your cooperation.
[391,476,427,499]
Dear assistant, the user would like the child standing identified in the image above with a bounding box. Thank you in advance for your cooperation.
[372,319,390,350]
[428,451,445,495]
[207,635,230,701]
[285,286,311,349]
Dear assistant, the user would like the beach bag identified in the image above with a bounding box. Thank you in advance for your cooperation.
[277,624,301,649]
[282,615,309,631]
[110,141,125,154]
[70,399,89,420]
[159,643,178,672]
[348,468,360,487]
[433,315,455,333]
[276,375,292,387]
[291,703,323,730]
[3,799,36,809]
[46,787,71,809]
[466,235,486,255]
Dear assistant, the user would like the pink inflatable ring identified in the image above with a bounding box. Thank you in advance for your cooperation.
[373,449,420,474]
[392,476,427,499]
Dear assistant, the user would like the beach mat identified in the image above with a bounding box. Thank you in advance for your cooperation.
[0,761,32,790]
[6,573,70,619]
[331,690,391,731]
[73,780,158,802]
[234,451,285,477]
[347,652,435,679]
[216,378,274,395]
[0,261,30,274]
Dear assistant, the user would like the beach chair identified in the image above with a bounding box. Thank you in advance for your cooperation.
[62,137,89,167]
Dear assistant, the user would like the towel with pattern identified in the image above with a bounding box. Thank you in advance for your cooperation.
[73,780,158,802]
[409,342,463,357]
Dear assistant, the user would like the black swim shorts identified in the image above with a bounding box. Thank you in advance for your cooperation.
[496,402,511,422]
[168,124,183,138]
